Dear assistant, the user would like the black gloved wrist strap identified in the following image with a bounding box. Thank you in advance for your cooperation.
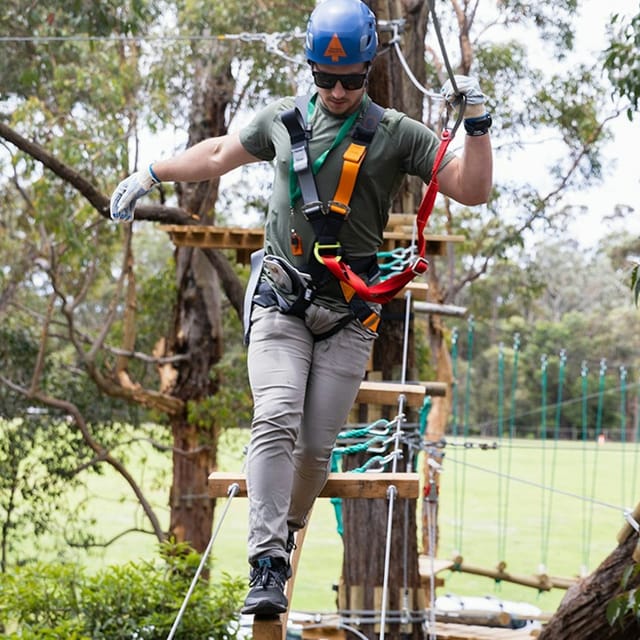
[464,113,492,136]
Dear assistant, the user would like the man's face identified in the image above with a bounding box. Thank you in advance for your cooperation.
[312,62,368,116]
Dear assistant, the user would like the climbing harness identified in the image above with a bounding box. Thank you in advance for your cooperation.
[243,93,386,344]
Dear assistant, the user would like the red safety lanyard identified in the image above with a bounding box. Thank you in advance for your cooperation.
[318,128,453,304]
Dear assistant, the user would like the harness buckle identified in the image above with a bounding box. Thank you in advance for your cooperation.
[313,242,343,263]
[411,256,429,274]
[327,200,351,218]
[301,201,325,220]
[291,145,309,173]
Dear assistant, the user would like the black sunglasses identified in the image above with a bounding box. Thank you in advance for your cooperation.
[312,70,368,91]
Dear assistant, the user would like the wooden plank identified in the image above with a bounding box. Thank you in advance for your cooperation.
[355,380,446,406]
[252,616,284,640]
[418,555,455,578]
[393,281,430,300]
[208,471,420,499]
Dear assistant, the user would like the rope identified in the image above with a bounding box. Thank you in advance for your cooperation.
[540,351,566,575]
[585,358,607,572]
[496,334,520,578]
[445,456,629,514]
[379,290,413,640]
[453,316,474,558]
[166,482,240,640]
[580,361,590,576]
[619,366,629,508]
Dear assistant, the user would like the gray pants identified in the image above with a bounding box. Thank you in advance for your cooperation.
[246,303,377,563]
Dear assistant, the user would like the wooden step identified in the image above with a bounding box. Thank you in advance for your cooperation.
[355,380,446,406]
[208,471,420,499]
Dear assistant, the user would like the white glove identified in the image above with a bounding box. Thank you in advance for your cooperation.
[441,75,486,108]
[110,165,159,222]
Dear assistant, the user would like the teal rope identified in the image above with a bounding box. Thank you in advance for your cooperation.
[541,350,566,572]
[501,333,520,567]
[454,316,474,557]
[539,354,548,572]
[450,328,461,556]
[580,361,590,574]
[496,342,506,584]
[337,419,391,439]
[330,452,344,536]
[619,366,628,507]
[585,358,607,571]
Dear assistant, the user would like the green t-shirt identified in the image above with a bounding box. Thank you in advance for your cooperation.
[239,93,454,311]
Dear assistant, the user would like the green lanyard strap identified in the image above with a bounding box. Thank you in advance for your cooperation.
[288,94,361,208]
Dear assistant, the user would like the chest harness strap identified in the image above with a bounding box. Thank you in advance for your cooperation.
[283,94,455,310]
[319,127,453,304]
[281,94,384,332]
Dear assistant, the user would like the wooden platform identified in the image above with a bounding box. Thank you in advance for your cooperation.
[208,471,420,499]
[159,218,464,263]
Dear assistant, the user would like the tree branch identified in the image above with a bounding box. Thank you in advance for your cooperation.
[0,375,167,543]
[0,120,191,224]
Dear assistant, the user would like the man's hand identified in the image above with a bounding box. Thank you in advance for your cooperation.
[441,75,487,118]
[110,165,159,222]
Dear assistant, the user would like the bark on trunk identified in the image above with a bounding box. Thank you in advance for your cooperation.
[539,532,640,640]
[338,3,429,636]
[165,51,236,552]
[341,447,423,640]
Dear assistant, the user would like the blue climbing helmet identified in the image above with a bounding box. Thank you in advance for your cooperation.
[305,0,378,65]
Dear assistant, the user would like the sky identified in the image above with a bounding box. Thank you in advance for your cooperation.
[500,0,640,248]
[569,0,639,246]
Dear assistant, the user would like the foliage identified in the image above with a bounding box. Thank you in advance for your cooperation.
[447,231,640,440]
[604,11,640,119]
[631,262,640,308]
[606,563,640,628]
[0,541,245,639]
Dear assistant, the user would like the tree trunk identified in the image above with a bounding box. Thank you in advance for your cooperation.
[339,3,429,637]
[341,447,422,640]
[165,51,235,552]
[539,532,640,640]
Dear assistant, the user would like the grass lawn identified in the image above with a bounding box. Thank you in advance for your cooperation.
[41,430,640,615]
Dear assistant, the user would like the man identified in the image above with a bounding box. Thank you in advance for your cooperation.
[110,0,492,616]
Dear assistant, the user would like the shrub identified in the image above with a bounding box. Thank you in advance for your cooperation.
[0,543,245,639]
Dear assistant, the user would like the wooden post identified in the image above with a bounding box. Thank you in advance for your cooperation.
[252,616,284,640]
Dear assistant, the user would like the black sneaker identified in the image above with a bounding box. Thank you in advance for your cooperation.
[241,556,291,616]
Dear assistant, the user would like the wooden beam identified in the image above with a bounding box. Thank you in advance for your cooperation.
[448,556,577,591]
[208,471,420,499]
[355,380,446,406]
[393,281,429,300]
[159,225,464,262]
[414,301,468,318]
[252,615,284,640]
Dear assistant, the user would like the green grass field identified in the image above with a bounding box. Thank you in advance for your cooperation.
[50,430,640,615]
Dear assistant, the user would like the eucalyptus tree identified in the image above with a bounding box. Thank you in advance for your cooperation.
[0,0,311,559]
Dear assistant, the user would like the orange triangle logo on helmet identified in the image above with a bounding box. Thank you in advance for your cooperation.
[323,33,347,63]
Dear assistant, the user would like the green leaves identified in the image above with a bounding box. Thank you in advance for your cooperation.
[604,12,640,119]
[0,543,245,639]
[631,262,640,307]
[606,563,640,628]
